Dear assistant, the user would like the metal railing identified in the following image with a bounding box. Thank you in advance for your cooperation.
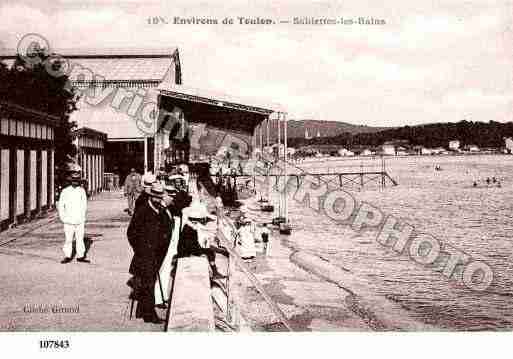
[214,207,293,332]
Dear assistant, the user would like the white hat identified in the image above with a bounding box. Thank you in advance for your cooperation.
[183,198,215,221]
[67,162,82,172]
[164,184,178,194]
[142,173,156,186]
[148,182,164,198]
[169,174,185,181]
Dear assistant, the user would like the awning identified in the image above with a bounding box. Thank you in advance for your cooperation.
[157,83,285,135]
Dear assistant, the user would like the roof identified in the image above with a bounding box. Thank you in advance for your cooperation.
[158,83,286,115]
[0,100,60,127]
[72,127,108,141]
[70,89,160,140]
[0,47,181,83]
[0,47,178,58]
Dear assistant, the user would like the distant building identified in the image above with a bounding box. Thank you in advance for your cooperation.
[465,144,480,152]
[287,147,296,156]
[338,148,354,156]
[505,137,513,154]
[396,148,408,156]
[432,147,447,155]
[382,144,396,156]
[421,147,432,155]
[396,146,408,156]
[305,128,311,139]
[361,149,373,156]
[449,140,460,151]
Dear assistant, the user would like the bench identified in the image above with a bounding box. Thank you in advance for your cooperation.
[166,256,215,331]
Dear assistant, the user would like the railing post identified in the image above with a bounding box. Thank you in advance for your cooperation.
[226,252,238,327]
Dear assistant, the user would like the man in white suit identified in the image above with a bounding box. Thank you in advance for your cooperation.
[57,172,89,264]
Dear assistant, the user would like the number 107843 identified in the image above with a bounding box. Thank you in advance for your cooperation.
[39,340,70,349]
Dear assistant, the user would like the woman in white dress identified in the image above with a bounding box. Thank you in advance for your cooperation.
[236,215,256,259]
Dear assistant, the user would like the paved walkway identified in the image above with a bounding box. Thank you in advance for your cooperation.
[0,190,370,332]
[0,191,165,331]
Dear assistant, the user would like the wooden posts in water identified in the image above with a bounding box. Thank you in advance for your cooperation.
[276,113,282,219]
[283,112,288,225]
[381,158,385,188]
[266,117,270,148]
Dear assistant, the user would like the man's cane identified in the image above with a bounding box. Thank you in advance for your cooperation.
[157,272,165,305]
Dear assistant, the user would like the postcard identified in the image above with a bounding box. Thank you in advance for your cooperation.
[0,0,511,357]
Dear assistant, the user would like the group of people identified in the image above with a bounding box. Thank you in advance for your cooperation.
[55,164,271,325]
[125,167,227,324]
[123,166,192,216]
[472,176,502,188]
[231,213,271,260]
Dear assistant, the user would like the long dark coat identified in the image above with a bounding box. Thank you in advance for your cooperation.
[127,200,173,281]
[134,191,148,213]
[177,224,202,258]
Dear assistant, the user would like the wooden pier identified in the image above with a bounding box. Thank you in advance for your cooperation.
[216,170,397,191]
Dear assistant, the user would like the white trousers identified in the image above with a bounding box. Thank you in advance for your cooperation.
[63,223,85,258]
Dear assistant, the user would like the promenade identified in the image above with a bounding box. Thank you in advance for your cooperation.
[0,191,164,331]
[0,190,372,332]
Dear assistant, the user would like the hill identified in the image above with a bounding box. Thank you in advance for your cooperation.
[266,119,386,141]
[288,120,513,149]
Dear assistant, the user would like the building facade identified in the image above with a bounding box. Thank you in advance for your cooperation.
[0,102,57,231]
[65,48,182,183]
[72,127,107,195]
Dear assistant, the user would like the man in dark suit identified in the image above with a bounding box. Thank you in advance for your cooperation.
[134,173,156,213]
[127,183,172,324]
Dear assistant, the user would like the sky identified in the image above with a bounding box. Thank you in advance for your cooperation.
[0,0,512,127]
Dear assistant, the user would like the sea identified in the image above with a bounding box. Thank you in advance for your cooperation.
[256,154,513,330]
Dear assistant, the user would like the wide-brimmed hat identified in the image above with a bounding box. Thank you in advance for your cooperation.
[148,183,164,198]
[168,174,185,182]
[183,199,215,222]
[164,184,178,194]
[65,162,82,172]
[142,173,156,187]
